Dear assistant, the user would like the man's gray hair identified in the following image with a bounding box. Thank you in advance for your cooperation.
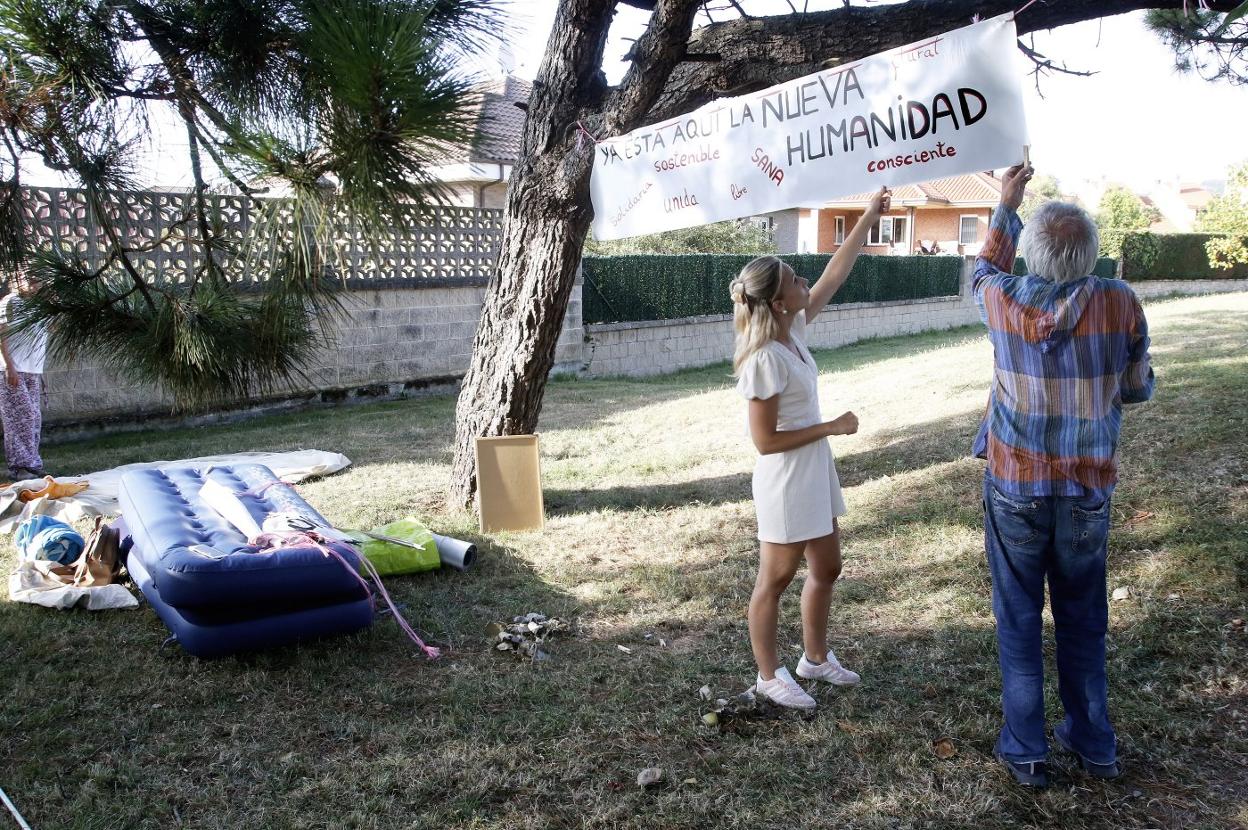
[1019,201,1099,284]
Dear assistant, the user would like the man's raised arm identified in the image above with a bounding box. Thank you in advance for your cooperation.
[973,163,1033,321]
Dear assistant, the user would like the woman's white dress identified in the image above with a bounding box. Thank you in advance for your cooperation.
[736,312,847,544]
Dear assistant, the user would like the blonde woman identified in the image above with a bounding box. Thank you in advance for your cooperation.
[730,187,890,709]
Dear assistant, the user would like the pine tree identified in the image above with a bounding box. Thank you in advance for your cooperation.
[0,0,502,406]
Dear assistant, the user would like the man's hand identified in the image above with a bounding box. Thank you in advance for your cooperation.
[1000,163,1033,212]
[863,187,892,221]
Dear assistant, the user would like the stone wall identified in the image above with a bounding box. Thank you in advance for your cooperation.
[43,282,584,429]
[35,249,1248,435]
[1126,278,1248,299]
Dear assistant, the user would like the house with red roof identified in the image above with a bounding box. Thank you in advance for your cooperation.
[771,172,1004,255]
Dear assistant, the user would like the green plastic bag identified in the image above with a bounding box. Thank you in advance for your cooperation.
[350,517,440,576]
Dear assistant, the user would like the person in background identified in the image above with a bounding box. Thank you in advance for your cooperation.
[729,187,891,710]
[0,262,51,480]
[973,164,1154,788]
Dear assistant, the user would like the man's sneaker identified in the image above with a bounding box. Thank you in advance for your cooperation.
[1054,728,1122,780]
[795,652,861,685]
[994,749,1048,788]
[753,666,817,710]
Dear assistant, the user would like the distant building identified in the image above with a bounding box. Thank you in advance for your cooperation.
[1141,179,1215,232]
[426,75,530,210]
[1073,176,1217,233]
[769,172,1003,255]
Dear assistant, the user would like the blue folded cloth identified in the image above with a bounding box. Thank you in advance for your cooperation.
[15,516,85,565]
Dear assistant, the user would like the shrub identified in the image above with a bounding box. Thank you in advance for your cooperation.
[1120,233,1248,280]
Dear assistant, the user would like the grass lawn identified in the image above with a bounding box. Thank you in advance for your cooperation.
[2,292,1246,830]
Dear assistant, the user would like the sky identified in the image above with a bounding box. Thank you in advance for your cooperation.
[18,0,1247,195]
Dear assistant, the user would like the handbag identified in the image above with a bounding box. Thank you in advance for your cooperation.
[49,517,122,588]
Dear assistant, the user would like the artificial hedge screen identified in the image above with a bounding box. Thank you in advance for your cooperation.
[1013,256,1118,279]
[582,254,962,325]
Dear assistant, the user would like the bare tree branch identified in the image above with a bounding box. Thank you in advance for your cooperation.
[604,0,705,133]
[1017,38,1098,82]
[640,0,1244,123]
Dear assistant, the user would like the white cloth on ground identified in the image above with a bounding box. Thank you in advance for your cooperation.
[9,559,138,610]
[736,311,846,544]
[0,449,351,535]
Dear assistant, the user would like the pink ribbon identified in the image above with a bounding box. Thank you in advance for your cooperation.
[250,529,442,660]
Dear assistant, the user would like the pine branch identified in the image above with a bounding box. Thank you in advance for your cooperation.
[82,185,158,311]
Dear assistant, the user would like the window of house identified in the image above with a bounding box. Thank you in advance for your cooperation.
[868,216,906,247]
[834,216,845,245]
[891,217,908,249]
[960,215,979,245]
[868,218,885,245]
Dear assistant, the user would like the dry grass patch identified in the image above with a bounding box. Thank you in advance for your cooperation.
[1,292,1245,829]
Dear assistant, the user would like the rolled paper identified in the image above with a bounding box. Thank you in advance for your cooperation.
[432,532,477,571]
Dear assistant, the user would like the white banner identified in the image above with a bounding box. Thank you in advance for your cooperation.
[590,13,1029,241]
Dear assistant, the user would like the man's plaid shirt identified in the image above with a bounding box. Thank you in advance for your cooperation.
[971,207,1155,498]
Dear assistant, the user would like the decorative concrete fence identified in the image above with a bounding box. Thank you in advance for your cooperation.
[14,185,582,432]
[16,185,504,283]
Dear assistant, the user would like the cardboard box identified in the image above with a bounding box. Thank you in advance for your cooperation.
[475,434,545,533]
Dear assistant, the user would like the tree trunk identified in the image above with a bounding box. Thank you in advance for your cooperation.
[446,153,595,508]
[447,0,612,509]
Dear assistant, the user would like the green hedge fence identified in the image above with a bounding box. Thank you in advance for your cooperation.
[581,254,962,325]
[1013,257,1118,279]
[1119,233,1248,281]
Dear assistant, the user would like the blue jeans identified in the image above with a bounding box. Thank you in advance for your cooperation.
[983,473,1117,765]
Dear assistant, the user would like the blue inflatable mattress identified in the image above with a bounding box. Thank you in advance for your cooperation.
[126,547,372,658]
[119,464,367,608]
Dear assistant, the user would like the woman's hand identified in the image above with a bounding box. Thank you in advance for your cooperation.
[825,411,859,436]
[863,187,892,221]
[5,366,18,388]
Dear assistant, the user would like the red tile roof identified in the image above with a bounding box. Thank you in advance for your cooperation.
[442,76,531,164]
[1179,186,1214,211]
[823,172,1002,207]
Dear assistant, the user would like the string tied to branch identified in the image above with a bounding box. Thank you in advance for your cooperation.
[575,120,603,151]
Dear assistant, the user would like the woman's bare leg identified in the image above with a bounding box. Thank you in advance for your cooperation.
[749,540,805,680]
[800,525,843,664]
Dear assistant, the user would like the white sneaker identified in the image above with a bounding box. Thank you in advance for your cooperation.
[796,652,861,686]
[753,666,817,710]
